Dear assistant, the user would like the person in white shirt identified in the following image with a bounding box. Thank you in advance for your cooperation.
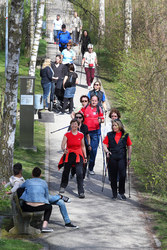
[53,14,62,43]
[81,44,98,89]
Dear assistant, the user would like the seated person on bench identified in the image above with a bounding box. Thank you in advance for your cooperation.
[4,164,78,231]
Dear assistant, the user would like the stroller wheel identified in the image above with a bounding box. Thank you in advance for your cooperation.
[49,101,53,111]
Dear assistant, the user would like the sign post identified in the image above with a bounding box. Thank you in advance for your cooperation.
[19,76,36,149]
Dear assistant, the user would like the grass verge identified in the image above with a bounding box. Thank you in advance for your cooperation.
[97,50,167,249]
[0,39,46,248]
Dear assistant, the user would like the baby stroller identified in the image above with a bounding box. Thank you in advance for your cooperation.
[49,78,64,113]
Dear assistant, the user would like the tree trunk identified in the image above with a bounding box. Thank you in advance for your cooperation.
[98,0,105,38]
[0,0,24,180]
[124,0,132,53]
[30,0,34,54]
[29,0,45,77]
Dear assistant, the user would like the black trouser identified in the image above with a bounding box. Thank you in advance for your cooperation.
[71,146,89,179]
[60,153,84,194]
[62,97,73,113]
[108,157,126,197]
[22,202,52,222]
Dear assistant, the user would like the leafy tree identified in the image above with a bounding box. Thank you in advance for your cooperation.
[0,0,24,180]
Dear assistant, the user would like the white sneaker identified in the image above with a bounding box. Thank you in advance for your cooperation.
[89,170,95,175]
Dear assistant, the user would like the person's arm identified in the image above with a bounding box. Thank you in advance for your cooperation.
[98,107,104,124]
[11,182,21,193]
[127,145,132,166]
[75,77,79,84]
[61,53,64,62]
[86,133,91,151]
[103,142,111,158]
[63,75,68,89]
[61,135,68,154]
[102,101,107,112]
[72,51,76,61]
[95,53,98,66]
[81,57,85,67]
[81,138,87,163]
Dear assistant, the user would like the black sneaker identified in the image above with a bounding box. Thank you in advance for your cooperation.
[65,223,79,229]
[41,227,54,233]
[78,193,85,199]
[62,195,71,203]
[117,193,126,200]
[121,194,126,200]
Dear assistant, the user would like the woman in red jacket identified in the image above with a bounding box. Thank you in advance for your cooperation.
[103,119,132,201]
[59,119,87,198]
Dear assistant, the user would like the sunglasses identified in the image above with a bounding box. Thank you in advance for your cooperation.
[76,116,83,119]
[81,100,88,102]
[94,84,99,86]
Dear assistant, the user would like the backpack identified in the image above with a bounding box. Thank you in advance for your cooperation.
[65,72,77,88]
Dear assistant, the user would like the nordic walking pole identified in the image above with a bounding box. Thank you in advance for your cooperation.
[101,134,107,192]
[128,163,131,198]
[80,65,83,85]
[50,125,69,134]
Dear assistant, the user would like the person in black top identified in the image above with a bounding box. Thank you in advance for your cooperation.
[61,64,78,114]
[80,30,91,57]
[40,58,53,109]
[51,55,67,102]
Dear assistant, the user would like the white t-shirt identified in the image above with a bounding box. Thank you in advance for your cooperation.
[83,51,97,68]
[103,121,112,138]
[53,19,62,31]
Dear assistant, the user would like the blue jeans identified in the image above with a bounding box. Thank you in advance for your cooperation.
[89,129,101,171]
[54,30,60,42]
[42,82,51,108]
[49,194,70,224]
[50,82,55,102]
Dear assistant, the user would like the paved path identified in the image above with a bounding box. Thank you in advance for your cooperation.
[40,1,158,249]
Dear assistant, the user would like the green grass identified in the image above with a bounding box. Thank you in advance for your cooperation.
[0,40,46,248]
[0,238,42,250]
[97,49,167,249]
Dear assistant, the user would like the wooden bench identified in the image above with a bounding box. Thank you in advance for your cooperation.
[9,192,43,235]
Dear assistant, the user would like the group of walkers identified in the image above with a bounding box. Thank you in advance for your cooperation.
[58,93,132,201]
[25,11,133,233]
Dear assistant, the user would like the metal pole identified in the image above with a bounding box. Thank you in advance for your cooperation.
[5,0,8,76]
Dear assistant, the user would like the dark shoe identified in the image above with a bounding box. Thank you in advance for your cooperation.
[117,193,126,200]
[59,187,65,193]
[112,196,117,201]
[65,222,79,229]
[41,227,54,233]
[121,194,126,200]
[62,195,71,203]
[78,193,85,199]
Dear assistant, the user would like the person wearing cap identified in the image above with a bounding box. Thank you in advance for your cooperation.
[103,119,132,201]
[81,44,98,89]
[57,24,72,52]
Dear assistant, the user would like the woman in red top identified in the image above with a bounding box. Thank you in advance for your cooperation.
[59,119,87,198]
[103,119,132,200]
